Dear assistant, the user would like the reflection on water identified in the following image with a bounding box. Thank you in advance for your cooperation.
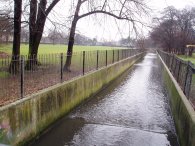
[31,53,179,146]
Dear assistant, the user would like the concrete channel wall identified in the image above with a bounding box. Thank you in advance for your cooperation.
[158,54,195,146]
[0,53,144,146]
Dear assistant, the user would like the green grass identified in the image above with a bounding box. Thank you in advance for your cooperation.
[178,54,195,65]
[0,44,128,66]
[0,44,132,79]
[0,44,128,79]
[0,71,10,78]
[0,44,124,55]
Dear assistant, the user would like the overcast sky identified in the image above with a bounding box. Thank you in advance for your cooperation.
[150,0,195,10]
[51,0,194,41]
[2,0,194,41]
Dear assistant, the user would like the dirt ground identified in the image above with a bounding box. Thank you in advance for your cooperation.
[0,51,9,58]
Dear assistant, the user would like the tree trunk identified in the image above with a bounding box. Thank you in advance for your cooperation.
[25,18,46,70]
[64,19,78,71]
[9,0,22,74]
[26,0,60,70]
[29,0,37,55]
[189,48,194,57]
[64,0,82,72]
[6,35,9,44]
[26,0,47,70]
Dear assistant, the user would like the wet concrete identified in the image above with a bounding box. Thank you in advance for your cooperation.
[31,53,179,146]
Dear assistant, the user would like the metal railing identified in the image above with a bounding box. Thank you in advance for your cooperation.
[0,49,143,106]
[158,50,195,109]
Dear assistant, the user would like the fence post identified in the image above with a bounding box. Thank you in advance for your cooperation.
[118,50,119,61]
[168,54,171,68]
[122,50,124,59]
[165,54,168,65]
[20,56,24,99]
[176,60,181,82]
[60,53,63,82]
[106,50,108,66]
[184,61,192,98]
[83,51,85,75]
[170,54,174,72]
[129,49,131,57]
[97,50,99,70]
[113,50,114,63]
[173,56,178,76]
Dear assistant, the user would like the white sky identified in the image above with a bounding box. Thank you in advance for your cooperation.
[49,0,194,41]
[150,0,195,10]
[1,0,195,41]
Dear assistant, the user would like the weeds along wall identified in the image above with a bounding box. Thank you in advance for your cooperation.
[158,54,195,146]
[0,53,144,146]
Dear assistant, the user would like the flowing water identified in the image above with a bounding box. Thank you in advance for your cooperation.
[31,53,179,146]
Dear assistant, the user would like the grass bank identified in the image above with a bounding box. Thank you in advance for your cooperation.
[178,54,195,64]
[0,44,125,55]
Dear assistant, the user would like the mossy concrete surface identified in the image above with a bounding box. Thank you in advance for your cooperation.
[158,54,195,146]
[0,53,145,146]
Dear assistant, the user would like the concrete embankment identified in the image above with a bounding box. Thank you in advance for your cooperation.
[158,54,195,146]
[0,53,144,146]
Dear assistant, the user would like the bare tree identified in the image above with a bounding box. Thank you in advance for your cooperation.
[150,7,179,53]
[176,8,195,54]
[150,7,195,55]
[48,28,63,45]
[26,0,61,69]
[136,36,146,49]
[12,0,21,56]
[0,0,62,71]
[150,19,178,53]
[64,0,149,71]
[9,0,22,73]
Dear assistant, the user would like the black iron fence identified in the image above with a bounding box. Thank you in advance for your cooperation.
[0,49,143,106]
[158,50,195,109]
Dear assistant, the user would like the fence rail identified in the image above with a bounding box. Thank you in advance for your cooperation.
[158,50,195,109]
[0,49,143,106]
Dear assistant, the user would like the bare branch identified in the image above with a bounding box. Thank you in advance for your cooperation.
[78,10,134,21]
[45,0,60,16]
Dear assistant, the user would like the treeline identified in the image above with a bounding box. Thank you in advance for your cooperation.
[0,25,145,49]
[1,27,139,47]
[150,6,195,55]
[18,29,98,46]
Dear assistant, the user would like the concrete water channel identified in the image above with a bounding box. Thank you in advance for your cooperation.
[30,53,179,146]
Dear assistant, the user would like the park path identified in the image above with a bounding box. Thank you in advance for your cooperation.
[31,53,179,146]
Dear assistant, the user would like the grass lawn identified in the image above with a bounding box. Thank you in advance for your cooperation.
[0,44,130,79]
[178,54,195,65]
[0,44,126,67]
[0,71,10,78]
[0,44,124,55]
